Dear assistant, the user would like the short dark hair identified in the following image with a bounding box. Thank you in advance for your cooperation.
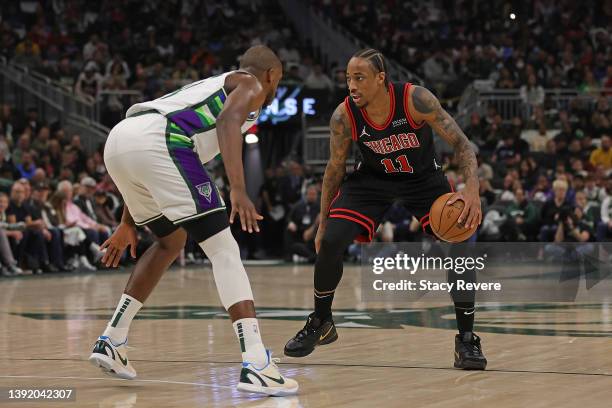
[352,48,389,86]
[239,45,282,73]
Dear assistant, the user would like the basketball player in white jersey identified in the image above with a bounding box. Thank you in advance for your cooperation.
[88,45,298,396]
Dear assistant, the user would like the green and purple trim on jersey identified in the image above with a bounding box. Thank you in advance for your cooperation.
[166,89,227,137]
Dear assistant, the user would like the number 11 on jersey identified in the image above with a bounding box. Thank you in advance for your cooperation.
[381,154,414,173]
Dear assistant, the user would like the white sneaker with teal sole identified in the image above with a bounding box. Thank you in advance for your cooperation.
[237,350,299,396]
[88,336,136,380]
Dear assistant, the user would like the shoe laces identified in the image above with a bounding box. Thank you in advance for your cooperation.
[466,336,482,355]
[296,317,318,339]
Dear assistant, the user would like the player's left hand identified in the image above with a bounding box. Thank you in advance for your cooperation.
[447,188,481,230]
[229,188,263,233]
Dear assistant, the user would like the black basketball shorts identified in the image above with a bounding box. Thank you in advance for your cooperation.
[327,170,454,241]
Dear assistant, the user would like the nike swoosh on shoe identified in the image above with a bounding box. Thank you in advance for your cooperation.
[261,373,285,384]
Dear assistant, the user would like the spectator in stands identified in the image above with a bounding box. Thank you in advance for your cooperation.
[171,59,198,84]
[100,76,126,127]
[496,67,516,89]
[589,134,611,170]
[32,126,50,155]
[75,61,103,101]
[283,64,302,85]
[69,135,87,175]
[596,179,612,242]
[13,37,41,69]
[574,190,598,233]
[304,64,333,91]
[74,177,98,221]
[30,182,68,272]
[24,107,42,136]
[503,187,540,241]
[541,139,559,171]
[52,57,79,92]
[584,174,606,204]
[579,69,601,96]
[539,179,572,241]
[156,35,175,64]
[6,182,53,273]
[0,104,16,142]
[93,191,118,228]
[284,185,320,263]
[105,53,131,83]
[0,192,23,276]
[493,134,522,169]
[529,123,549,153]
[47,139,62,178]
[17,178,32,204]
[31,168,46,185]
[12,134,31,166]
[591,97,612,138]
[422,49,456,95]
[0,149,16,181]
[48,190,99,271]
[280,161,304,205]
[15,151,36,180]
[520,74,545,108]
[479,178,496,206]
[466,112,487,150]
[278,44,300,65]
[297,55,314,81]
[331,68,347,105]
[83,34,108,62]
[481,120,502,154]
[56,180,109,246]
[603,66,612,93]
[554,208,591,243]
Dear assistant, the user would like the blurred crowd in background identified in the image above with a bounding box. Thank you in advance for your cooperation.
[0,0,611,275]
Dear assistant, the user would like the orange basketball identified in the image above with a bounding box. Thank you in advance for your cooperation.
[428,192,477,243]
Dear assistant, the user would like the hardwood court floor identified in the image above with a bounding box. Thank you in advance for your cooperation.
[1,264,612,407]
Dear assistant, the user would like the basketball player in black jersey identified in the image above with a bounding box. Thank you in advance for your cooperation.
[284,49,487,370]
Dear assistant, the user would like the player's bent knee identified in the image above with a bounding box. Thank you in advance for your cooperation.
[199,227,254,309]
[157,229,187,253]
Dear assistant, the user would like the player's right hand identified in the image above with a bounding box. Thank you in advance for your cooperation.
[100,223,138,267]
[229,188,263,233]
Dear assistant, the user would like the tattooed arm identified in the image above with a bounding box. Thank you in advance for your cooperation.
[315,103,353,252]
[409,85,481,229]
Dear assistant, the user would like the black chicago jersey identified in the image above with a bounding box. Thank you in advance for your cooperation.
[344,82,442,179]
[327,82,453,241]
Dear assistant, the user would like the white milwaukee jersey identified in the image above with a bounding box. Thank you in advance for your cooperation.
[125,71,259,163]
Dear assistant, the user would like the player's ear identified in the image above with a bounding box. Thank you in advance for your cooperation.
[378,72,386,86]
[265,68,273,84]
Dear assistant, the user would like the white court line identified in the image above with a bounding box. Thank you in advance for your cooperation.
[0,375,233,389]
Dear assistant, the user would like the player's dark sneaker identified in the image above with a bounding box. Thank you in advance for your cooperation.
[284,312,338,357]
[454,332,487,370]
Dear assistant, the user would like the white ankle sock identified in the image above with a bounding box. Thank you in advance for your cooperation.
[102,294,143,344]
[232,318,267,367]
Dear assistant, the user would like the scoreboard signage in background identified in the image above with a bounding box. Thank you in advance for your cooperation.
[257,85,318,125]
